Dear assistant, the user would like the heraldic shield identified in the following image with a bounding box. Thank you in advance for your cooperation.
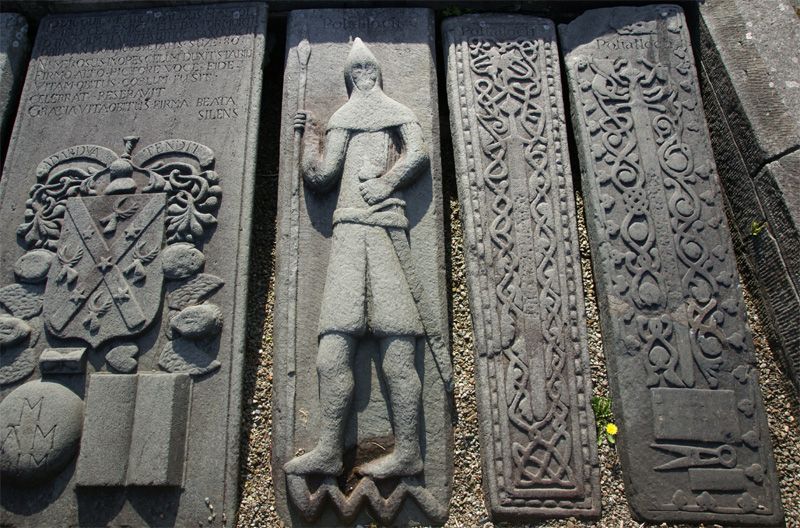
[43,193,166,348]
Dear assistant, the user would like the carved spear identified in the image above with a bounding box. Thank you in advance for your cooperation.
[287,37,311,391]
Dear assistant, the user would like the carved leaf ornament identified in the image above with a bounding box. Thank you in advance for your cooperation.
[1,136,226,387]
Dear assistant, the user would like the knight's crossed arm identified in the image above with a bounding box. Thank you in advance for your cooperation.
[295,111,429,200]
[379,122,429,191]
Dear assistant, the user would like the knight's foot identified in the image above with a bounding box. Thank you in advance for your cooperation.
[284,447,343,476]
[356,451,423,479]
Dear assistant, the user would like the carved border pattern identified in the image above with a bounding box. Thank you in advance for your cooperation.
[571,7,776,516]
[452,27,595,511]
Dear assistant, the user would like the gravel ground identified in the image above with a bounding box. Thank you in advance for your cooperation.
[236,178,799,527]
[235,29,799,527]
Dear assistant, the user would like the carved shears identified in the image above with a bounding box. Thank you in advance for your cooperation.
[651,443,736,471]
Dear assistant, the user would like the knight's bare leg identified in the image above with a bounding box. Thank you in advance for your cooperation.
[357,336,423,478]
[284,332,356,475]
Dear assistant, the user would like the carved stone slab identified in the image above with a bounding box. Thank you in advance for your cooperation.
[443,14,599,522]
[0,4,265,526]
[560,5,784,525]
[273,8,452,526]
[0,13,29,159]
[698,0,800,395]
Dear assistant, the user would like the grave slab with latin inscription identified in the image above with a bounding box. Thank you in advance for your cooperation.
[0,13,29,160]
[443,14,600,522]
[0,4,265,526]
[560,5,784,525]
[272,8,453,526]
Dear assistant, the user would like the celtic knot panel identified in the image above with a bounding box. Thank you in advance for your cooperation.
[444,15,599,521]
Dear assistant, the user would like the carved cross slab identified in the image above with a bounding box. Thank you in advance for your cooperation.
[443,14,600,522]
[560,5,784,525]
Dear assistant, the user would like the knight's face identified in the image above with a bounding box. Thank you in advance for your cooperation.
[351,61,378,91]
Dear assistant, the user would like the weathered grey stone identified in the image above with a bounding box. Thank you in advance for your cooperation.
[560,5,784,526]
[0,4,265,526]
[159,336,221,376]
[698,0,800,395]
[38,347,87,374]
[0,315,30,347]
[78,373,190,488]
[699,0,800,171]
[161,242,205,280]
[13,250,54,284]
[105,343,138,373]
[170,303,222,339]
[76,374,137,486]
[273,9,452,525]
[0,13,29,160]
[443,14,600,522]
[126,373,191,486]
[0,313,39,387]
[0,380,83,486]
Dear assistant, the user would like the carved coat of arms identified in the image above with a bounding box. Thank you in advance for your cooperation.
[1,135,228,487]
[43,193,166,347]
[2,136,226,382]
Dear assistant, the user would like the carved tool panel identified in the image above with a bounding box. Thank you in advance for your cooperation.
[560,5,783,525]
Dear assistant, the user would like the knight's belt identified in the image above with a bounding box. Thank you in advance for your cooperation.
[332,198,408,229]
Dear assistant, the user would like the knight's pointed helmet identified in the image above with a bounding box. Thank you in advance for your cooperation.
[344,37,382,95]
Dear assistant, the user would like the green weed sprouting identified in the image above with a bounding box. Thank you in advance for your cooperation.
[591,396,618,445]
[751,220,767,237]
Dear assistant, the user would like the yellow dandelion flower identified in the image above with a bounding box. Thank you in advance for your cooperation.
[605,423,618,435]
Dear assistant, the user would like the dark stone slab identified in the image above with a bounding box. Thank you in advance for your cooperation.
[76,374,138,487]
[699,0,800,172]
[698,0,800,396]
[442,14,599,522]
[273,8,452,525]
[0,13,29,161]
[126,373,191,486]
[560,5,784,525]
[0,3,265,526]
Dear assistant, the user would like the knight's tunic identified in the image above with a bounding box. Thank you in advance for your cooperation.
[308,89,427,337]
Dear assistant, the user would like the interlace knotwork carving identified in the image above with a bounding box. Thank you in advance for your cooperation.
[577,53,741,390]
[469,37,574,490]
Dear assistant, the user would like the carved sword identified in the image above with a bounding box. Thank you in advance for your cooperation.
[387,227,454,393]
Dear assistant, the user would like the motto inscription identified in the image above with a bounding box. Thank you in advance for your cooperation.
[27,9,257,121]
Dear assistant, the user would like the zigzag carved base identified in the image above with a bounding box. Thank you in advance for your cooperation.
[286,474,448,525]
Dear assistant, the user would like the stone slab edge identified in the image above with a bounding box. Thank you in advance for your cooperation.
[0,13,29,162]
[443,13,599,521]
[698,2,800,396]
[698,0,800,169]
[560,4,784,525]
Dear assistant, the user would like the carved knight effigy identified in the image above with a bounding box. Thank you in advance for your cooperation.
[1,136,225,486]
[561,5,784,525]
[273,9,452,525]
[284,38,438,479]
